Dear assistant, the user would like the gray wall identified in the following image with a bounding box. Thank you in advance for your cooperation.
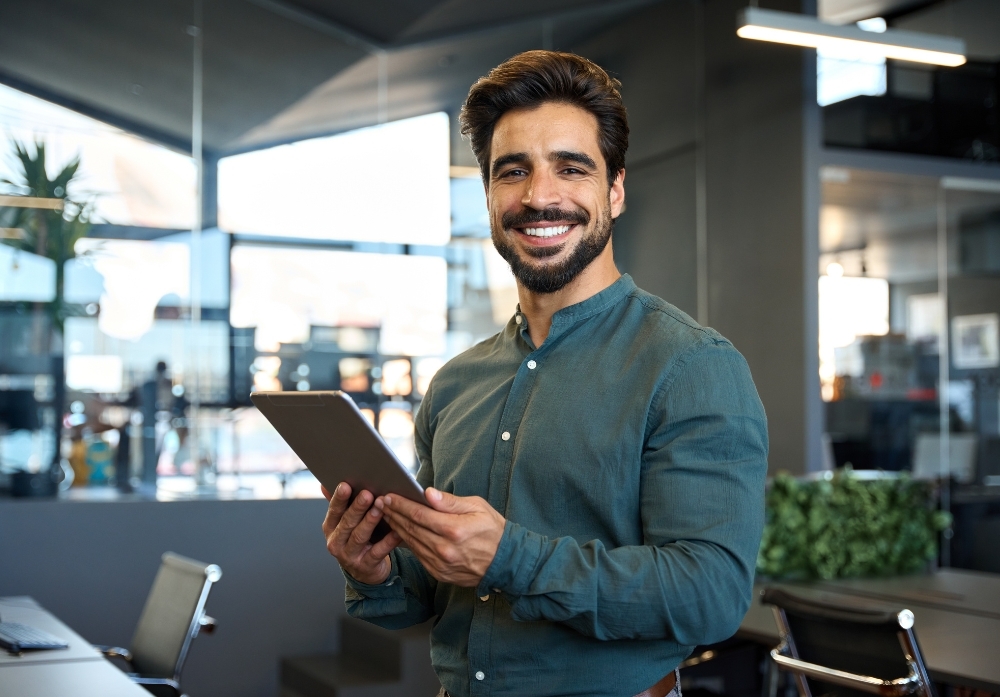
[0,497,344,697]
[576,0,822,474]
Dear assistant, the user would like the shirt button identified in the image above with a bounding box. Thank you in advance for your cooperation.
[515,315,522,325]
[476,671,486,681]
[479,594,490,601]
[527,360,537,370]
[501,431,510,441]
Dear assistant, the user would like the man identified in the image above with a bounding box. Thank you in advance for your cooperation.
[322,50,768,697]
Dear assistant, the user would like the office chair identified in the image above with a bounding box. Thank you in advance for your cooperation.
[95,552,222,697]
[761,587,935,697]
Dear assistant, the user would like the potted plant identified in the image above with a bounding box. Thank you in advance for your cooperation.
[757,467,952,580]
[1,140,93,495]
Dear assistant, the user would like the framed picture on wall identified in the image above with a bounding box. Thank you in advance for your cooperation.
[952,313,1000,369]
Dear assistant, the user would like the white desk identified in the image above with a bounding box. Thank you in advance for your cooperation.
[0,597,147,697]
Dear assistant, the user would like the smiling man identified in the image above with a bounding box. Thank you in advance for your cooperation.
[321,51,769,697]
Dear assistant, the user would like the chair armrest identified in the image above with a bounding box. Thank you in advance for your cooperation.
[93,645,134,665]
[130,675,182,697]
[198,614,217,635]
[770,647,922,697]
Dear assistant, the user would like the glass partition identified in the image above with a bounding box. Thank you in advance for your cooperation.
[820,168,943,478]
[820,166,1000,565]
[0,3,514,499]
[940,178,1000,567]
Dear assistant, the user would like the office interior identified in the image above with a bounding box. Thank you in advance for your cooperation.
[1,0,999,696]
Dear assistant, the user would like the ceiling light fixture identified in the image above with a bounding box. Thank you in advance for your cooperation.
[737,7,966,67]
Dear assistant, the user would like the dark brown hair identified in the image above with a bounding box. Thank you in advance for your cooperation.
[460,50,629,186]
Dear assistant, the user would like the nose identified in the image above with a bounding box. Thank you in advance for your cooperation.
[521,168,562,210]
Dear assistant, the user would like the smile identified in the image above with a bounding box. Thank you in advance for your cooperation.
[521,225,573,238]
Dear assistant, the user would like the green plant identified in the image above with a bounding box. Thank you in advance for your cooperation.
[0,139,93,334]
[757,468,952,580]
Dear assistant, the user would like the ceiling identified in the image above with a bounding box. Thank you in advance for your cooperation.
[820,0,1000,59]
[820,168,1000,283]
[818,0,932,24]
[2,0,991,160]
[0,0,658,157]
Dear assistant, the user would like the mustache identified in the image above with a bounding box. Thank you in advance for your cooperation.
[501,207,589,230]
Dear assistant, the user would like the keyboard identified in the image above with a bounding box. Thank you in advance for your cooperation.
[0,622,69,652]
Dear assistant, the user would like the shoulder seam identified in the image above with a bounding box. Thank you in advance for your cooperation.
[630,291,711,335]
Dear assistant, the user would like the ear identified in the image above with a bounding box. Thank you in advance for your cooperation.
[610,169,626,218]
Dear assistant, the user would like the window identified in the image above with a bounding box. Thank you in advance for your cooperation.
[817,18,888,107]
[218,112,451,245]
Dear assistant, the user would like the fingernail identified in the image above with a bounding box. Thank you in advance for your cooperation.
[427,488,442,502]
[370,508,381,518]
[384,495,392,506]
[335,483,344,497]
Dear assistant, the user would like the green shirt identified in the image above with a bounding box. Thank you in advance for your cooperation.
[344,275,768,697]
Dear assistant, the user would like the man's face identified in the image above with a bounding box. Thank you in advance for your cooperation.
[486,101,625,294]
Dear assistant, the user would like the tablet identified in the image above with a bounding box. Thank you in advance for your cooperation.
[250,391,425,541]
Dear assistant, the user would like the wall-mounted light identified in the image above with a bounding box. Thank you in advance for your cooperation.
[737,7,966,67]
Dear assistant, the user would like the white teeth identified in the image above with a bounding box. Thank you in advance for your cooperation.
[522,225,571,238]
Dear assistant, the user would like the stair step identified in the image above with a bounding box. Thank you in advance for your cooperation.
[281,654,398,697]
[281,617,439,697]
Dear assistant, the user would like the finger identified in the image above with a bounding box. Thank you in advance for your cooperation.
[322,482,353,533]
[344,501,387,553]
[383,494,453,536]
[385,517,440,571]
[424,487,477,514]
[381,504,445,551]
[368,530,401,560]
[334,489,375,545]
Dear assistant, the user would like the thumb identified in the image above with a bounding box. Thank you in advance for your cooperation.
[425,487,473,513]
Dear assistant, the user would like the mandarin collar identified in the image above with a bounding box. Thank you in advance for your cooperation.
[512,274,635,348]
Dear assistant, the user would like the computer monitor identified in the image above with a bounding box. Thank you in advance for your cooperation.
[912,433,977,483]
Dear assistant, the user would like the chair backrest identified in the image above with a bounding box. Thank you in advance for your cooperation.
[129,552,222,680]
[761,587,934,697]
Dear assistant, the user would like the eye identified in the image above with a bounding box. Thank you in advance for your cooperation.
[499,167,527,179]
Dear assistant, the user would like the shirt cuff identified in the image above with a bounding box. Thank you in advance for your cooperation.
[476,520,546,599]
[341,555,406,600]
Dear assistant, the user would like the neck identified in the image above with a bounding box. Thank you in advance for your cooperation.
[517,241,621,347]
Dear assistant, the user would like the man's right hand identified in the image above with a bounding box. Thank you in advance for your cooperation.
[322,482,402,585]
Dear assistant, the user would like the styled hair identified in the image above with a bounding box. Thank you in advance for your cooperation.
[460,50,629,186]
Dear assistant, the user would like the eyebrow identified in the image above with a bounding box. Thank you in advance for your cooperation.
[551,150,597,170]
[490,150,599,179]
[491,152,529,178]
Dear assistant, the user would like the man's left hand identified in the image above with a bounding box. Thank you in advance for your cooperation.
[377,488,505,587]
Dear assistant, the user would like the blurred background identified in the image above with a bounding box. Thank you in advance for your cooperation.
[1,0,999,695]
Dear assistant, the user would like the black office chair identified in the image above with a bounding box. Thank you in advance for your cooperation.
[95,552,222,697]
[761,587,935,697]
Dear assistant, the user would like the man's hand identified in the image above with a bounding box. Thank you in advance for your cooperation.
[377,488,505,587]
[322,482,401,585]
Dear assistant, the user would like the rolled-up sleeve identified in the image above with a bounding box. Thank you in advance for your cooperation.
[477,339,768,645]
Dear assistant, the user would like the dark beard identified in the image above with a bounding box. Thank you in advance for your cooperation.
[492,207,613,294]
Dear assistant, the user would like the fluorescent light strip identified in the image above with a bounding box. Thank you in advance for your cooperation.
[737,7,966,67]
[941,177,1000,193]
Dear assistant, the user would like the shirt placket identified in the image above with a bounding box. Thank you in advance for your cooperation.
[467,310,544,697]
